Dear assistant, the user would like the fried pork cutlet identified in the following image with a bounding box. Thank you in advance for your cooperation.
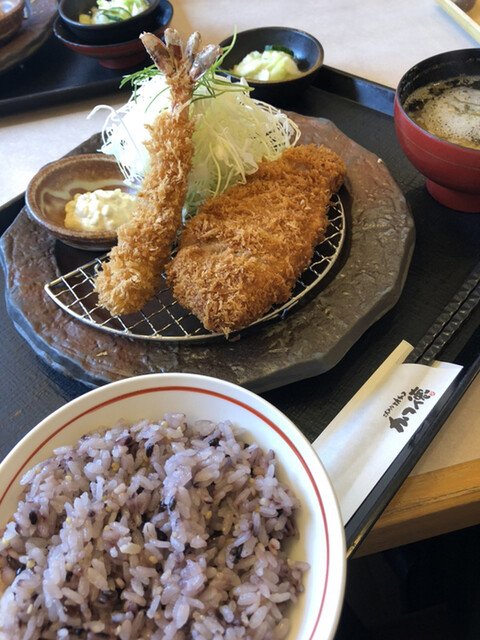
[165,143,347,335]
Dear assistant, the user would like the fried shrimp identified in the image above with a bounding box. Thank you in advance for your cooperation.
[94,29,221,316]
[166,144,347,336]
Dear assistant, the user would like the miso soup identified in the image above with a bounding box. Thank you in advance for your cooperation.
[404,75,480,151]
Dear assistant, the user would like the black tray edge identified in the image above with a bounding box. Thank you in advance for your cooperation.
[316,65,395,117]
[346,326,480,556]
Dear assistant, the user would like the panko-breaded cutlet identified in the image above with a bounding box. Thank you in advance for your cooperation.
[165,143,347,335]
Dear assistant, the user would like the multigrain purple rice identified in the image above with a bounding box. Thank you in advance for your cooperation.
[0,414,308,639]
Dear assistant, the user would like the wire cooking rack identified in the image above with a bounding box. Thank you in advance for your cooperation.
[45,193,346,342]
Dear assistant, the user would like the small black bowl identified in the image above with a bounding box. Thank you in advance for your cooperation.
[59,0,160,45]
[219,26,324,106]
[53,2,172,69]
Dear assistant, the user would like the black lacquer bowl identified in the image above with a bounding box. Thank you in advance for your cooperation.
[53,0,172,69]
[58,0,160,45]
[219,26,324,106]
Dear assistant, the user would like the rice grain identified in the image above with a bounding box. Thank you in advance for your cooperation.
[0,415,307,639]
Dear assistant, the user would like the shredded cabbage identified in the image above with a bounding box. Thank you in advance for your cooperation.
[93,73,300,219]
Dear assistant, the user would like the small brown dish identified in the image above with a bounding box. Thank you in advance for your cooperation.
[25,154,136,251]
[0,0,25,45]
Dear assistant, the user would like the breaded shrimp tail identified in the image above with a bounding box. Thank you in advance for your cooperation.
[94,30,221,316]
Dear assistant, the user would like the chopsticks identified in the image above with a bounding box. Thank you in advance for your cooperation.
[344,260,480,556]
[404,260,480,365]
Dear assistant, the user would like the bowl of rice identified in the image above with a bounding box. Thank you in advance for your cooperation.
[0,373,346,639]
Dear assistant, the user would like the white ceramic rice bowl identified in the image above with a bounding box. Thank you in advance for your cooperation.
[0,373,346,639]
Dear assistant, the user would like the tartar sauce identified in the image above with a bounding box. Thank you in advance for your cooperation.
[64,188,136,232]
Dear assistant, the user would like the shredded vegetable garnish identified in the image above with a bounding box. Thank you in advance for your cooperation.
[91,43,300,220]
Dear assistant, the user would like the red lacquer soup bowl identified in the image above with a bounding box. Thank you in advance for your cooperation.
[394,48,480,213]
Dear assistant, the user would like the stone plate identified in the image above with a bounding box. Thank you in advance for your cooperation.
[0,114,415,392]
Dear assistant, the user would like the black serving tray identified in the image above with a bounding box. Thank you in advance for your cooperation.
[0,0,173,115]
[1,68,479,564]
[0,25,395,118]
[0,33,140,116]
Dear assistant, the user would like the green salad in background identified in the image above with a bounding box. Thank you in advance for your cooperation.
[79,0,150,24]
